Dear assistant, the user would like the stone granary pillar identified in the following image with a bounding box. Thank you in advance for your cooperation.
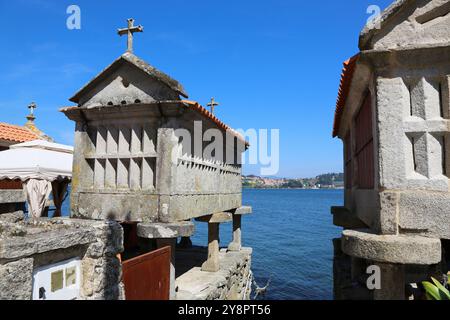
[197,212,232,272]
[341,229,442,300]
[137,221,195,300]
[372,263,405,300]
[204,223,220,272]
[228,216,241,252]
[228,206,252,252]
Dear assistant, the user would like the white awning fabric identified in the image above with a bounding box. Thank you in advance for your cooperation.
[0,140,73,182]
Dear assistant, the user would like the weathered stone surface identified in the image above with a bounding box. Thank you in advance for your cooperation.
[360,0,450,51]
[0,221,27,238]
[0,190,26,204]
[0,227,96,260]
[228,215,242,252]
[342,229,441,265]
[398,190,450,240]
[196,212,232,224]
[170,194,242,222]
[137,221,195,239]
[232,206,252,216]
[0,258,33,300]
[202,223,220,273]
[378,191,399,235]
[332,206,368,229]
[0,211,25,223]
[81,257,96,297]
[74,192,159,222]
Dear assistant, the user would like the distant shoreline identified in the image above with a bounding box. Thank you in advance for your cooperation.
[243,187,344,190]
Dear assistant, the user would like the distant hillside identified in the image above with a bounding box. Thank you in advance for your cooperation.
[316,173,344,186]
[242,173,344,189]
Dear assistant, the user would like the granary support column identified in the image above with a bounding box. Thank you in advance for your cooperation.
[372,262,405,300]
[196,212,233,272]
[341,229,442,300]
[228,215,242,252]
[228,206,252,252]
[203,223,220,272]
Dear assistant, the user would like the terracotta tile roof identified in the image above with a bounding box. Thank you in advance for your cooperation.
[0,122,39,144]
[181,100,249,147]
[332,54,359,138]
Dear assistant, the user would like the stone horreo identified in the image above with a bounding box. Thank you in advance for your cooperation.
[58,19,253,300]
[332,0,450,300]
[0,19,253,301]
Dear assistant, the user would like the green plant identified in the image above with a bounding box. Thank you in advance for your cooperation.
[422,277,450,300]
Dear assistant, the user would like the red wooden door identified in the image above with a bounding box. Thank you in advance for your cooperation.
[122,246,171,300]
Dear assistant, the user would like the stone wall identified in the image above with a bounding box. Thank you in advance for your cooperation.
[0,190,26,214]
[0,215,124,300]
[176,248,252,300]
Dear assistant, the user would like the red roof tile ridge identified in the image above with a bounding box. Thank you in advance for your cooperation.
[332,54,360,138]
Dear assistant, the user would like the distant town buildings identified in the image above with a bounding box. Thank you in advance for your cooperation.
[242,173,344,189]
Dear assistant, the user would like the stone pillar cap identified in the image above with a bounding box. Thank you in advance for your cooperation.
[137,221,195,239]
[342,229,441,265]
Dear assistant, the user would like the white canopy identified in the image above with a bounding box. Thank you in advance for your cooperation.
[0,140,73,182]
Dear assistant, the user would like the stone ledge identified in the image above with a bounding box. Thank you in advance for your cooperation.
[196,212,232,224]
[0,227,97,260]
[332,206,368,229]
[232,206,252,216]
[137,221,195,239]
[341,229,441,265]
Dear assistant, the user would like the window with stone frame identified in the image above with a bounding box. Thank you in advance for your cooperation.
[354,93,375,189]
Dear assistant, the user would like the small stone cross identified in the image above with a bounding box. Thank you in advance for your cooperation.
[207,97,219,114]
[118,18,144,53]
[28,102,37,115]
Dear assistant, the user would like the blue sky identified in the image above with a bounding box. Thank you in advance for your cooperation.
[0,0,392,178]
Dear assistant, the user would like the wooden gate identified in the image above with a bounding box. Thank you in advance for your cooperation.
[122,246,171,300]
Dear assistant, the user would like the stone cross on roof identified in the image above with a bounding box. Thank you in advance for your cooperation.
[207,97,219,114]
[117,18,144,53]
[28,102,36,115]
[27,102,37,122]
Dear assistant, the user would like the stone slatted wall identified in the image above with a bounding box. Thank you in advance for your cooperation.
[84,124,157,192]
[403,76,449,181]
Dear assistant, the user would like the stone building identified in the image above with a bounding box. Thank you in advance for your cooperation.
[59,19,253,300]
[0,109,121,300]
[0,109,52,215]
[332,0,450,300]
